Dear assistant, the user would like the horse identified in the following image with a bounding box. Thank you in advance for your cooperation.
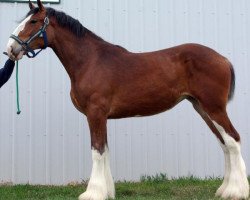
[6,0,249,199]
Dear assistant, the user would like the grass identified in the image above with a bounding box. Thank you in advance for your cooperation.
[0,175,235,200]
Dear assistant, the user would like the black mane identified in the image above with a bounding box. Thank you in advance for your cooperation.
[27,7,86,38]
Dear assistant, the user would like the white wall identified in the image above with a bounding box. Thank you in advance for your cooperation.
[0,0,250,185]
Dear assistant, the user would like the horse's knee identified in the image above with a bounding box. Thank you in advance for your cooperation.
[87,106,108,154]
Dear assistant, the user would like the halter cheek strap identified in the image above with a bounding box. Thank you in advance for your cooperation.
[10,16,50,58]
[26,28,48,58]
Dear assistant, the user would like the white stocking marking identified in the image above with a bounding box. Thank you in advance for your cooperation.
[79,146,115,200]
[213,121,249,199]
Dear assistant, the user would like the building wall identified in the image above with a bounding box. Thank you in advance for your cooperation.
[0,0,250,185]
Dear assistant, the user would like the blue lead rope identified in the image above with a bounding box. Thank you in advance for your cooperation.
[16,61,21,115]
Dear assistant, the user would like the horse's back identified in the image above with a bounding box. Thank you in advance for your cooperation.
[108,43,232,118]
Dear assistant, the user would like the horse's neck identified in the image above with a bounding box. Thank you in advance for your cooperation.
[50,27,103,81]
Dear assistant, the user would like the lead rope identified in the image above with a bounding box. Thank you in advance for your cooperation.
[16,61,21,115]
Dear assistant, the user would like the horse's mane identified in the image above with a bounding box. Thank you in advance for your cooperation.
[26,7,103,40]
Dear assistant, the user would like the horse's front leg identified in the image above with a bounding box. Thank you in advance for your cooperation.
[79,105,115,200]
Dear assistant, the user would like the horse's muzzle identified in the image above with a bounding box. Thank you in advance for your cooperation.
[6,42,25,61]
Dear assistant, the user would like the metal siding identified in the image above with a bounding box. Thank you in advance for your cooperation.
[0,0,249,184]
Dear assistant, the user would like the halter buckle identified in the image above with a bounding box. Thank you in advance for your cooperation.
[44,17,49,26]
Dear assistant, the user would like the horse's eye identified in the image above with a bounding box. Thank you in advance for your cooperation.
[30,19,37,24]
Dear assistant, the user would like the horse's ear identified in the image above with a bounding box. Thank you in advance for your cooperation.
[29,0,35,10]
[37,0,45,11]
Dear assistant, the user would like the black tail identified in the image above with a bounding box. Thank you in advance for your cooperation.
[228,63,235,101]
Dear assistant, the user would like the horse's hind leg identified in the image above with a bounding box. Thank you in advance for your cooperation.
[79,105,115,200]
[191,100,231,196]
[190,99,249,199]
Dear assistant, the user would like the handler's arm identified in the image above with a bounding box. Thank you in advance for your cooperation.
[0,59,15,88]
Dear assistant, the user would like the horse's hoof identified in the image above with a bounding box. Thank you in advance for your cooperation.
[219,182,249,200]
[79,190,106,200]
[215,182,228,197]
[215,188,224,197]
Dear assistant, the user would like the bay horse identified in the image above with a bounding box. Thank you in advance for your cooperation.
[6,0,249,199]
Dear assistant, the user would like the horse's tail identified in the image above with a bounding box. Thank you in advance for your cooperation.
[228,62,235,101]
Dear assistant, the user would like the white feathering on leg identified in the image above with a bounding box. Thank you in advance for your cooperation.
[79,146,115,200]
[79,149,107,200]
[213,121,249,200]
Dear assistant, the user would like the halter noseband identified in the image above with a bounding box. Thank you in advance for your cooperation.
[10,16,50,58]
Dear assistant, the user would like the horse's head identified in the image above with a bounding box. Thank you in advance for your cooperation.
[6,0,51,60]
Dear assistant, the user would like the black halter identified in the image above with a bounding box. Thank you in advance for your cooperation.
[10,16,49,58]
